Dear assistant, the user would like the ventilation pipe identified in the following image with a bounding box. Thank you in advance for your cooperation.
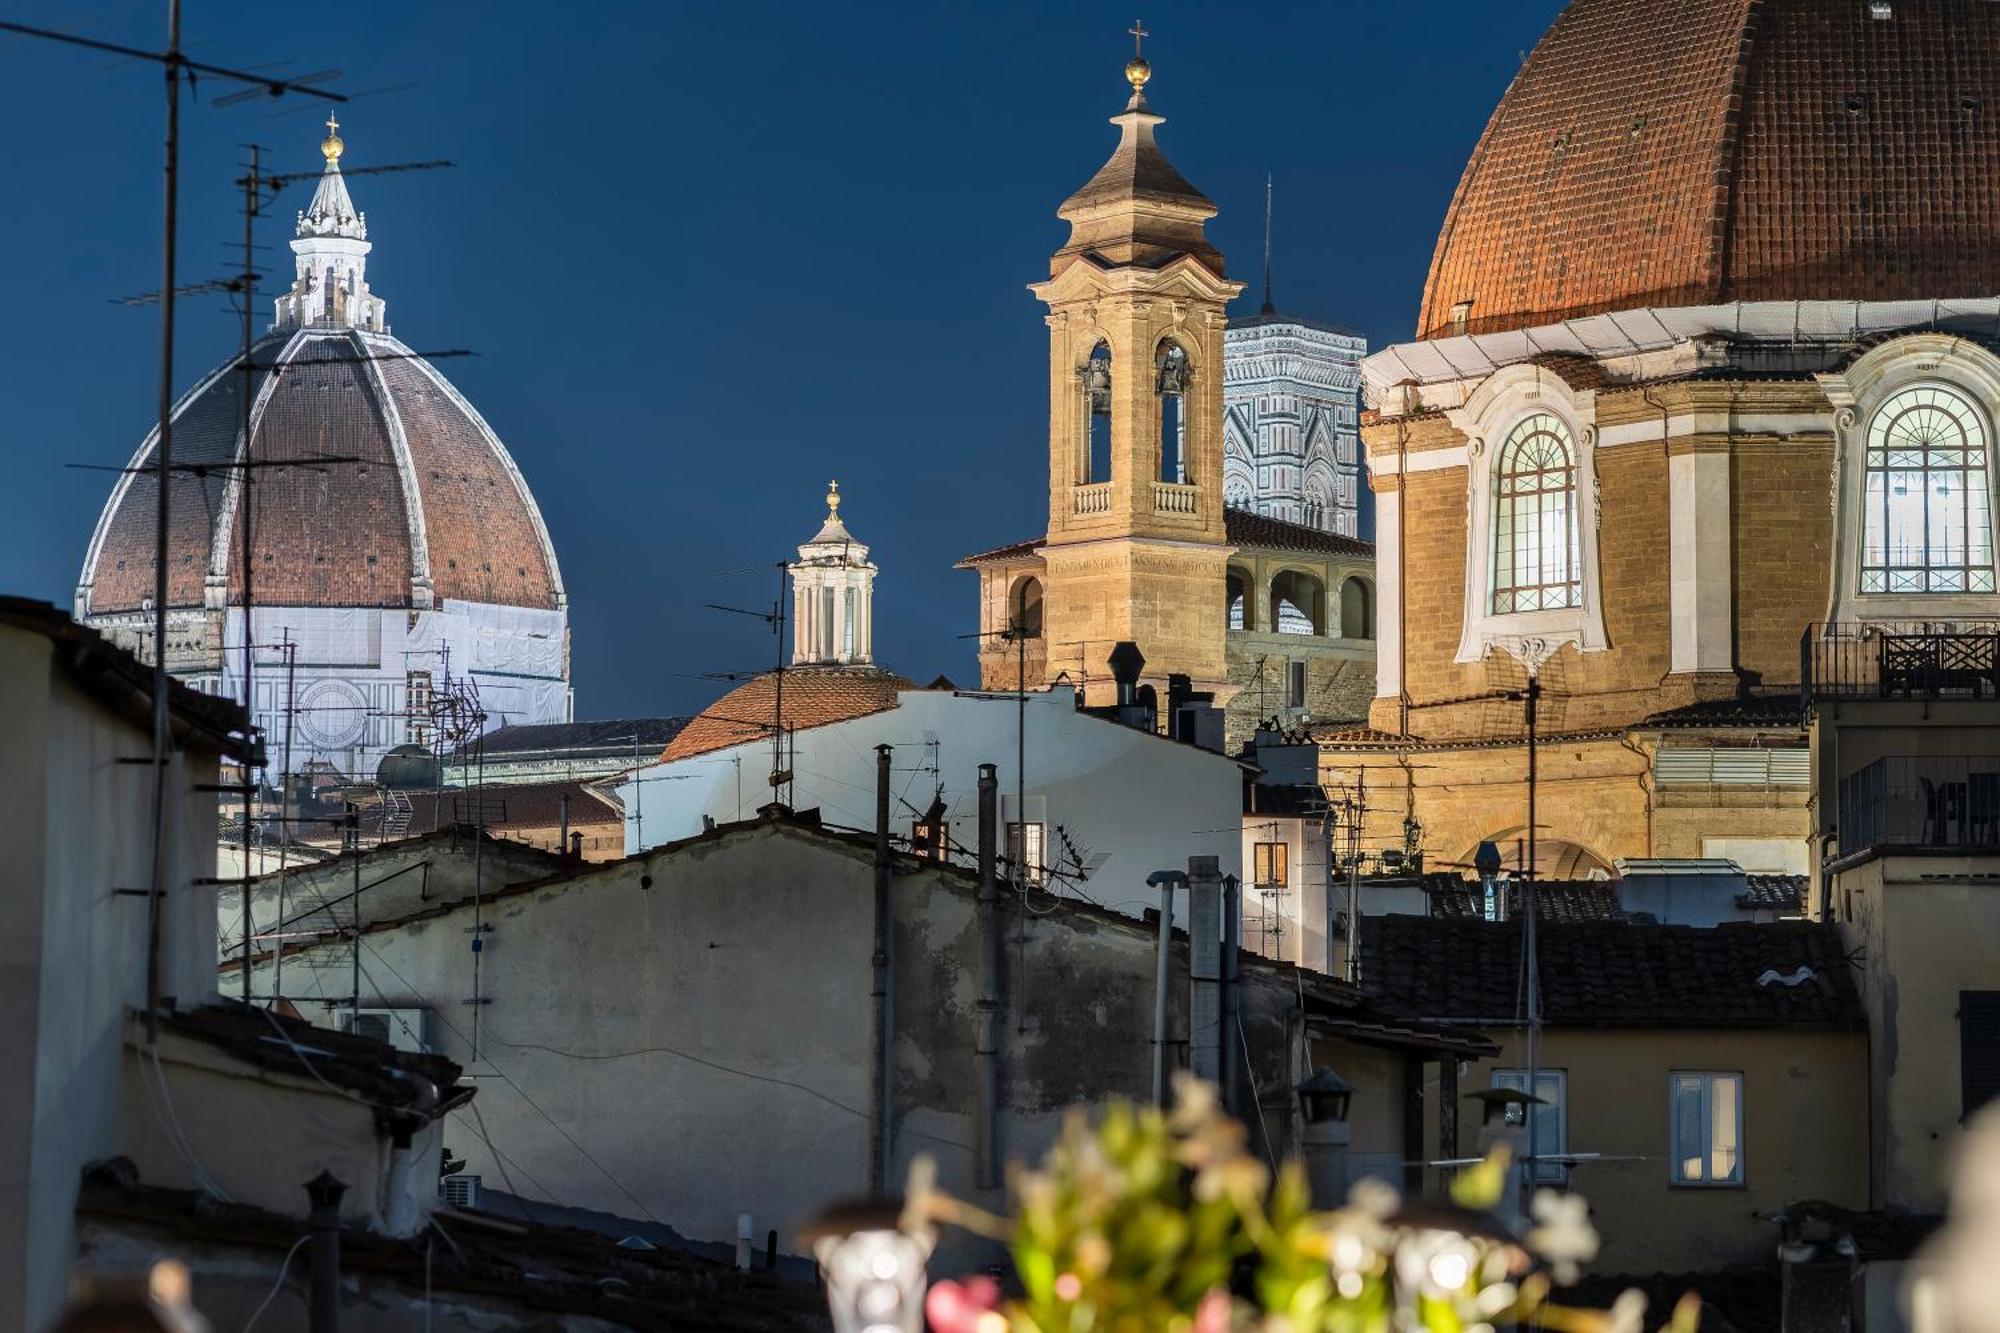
[1146,869,1188,1105]
[1221,874,1242,1116]
[870,744,894,1195]
[1187,856,1223,1084]
[975,763,1002,1189]
[305,1170,347,1333]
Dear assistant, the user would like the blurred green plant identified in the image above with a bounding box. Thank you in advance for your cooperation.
[912,1074,1701,1333]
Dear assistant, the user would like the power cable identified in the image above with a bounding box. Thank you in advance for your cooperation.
[240,1235,309,1331]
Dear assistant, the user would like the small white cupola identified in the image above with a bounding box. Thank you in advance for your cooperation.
[273,115,388,332]
[790,481,878,666]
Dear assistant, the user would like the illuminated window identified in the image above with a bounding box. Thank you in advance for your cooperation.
[1253,841,1288,887]
[1669,1072,1743,1186]
[1491,413,1582,614]
[1004,822,1045,887]
[1861,384,1996,594]
[910,819,949,862]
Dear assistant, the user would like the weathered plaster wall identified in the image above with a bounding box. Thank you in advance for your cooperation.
[0,624,223,1331]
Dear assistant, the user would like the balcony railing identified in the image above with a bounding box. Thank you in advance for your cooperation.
[1802,621,2000,707]
[1838,755,2000,852]
[1073,482,1112,516]
[1154,482,1198,515]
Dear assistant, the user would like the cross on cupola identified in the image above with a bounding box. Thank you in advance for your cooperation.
[273,115,388,332]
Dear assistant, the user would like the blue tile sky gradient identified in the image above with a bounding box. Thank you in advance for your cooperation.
[0,2,1564,717]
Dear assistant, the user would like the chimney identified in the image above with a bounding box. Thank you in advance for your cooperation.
[1108,641,1146,706]
[1187,855,1222,1083]
[305,1170,347,1333]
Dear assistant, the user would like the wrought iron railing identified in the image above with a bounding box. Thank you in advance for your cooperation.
[1838,755,2000,852]
[1801,621,2000,706]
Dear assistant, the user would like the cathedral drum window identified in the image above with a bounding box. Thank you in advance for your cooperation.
[1861,384,1996,595]
[1490,412,1582,614]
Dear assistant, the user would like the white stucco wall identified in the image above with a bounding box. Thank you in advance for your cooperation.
[0,623,222,1331]
[617,687,1243,906]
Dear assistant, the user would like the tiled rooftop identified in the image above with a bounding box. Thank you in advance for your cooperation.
[663,668,914,762]
[1360,916,1863,1029]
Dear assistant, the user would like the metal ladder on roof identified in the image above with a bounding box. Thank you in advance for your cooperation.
[380,788,413,843]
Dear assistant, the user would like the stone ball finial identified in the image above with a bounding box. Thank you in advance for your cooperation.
[1125,56,1151,92]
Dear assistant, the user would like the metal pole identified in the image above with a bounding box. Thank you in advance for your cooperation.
[350,804,361,1026]
[870,744,895,1195]
[1322,809,1337,975]
[975,763,1001,1188]
[1344,775,1365,983]
[1147,870,1185,1105]
[237,143,261,1002]
[144,0,184,1043]
[273,633,296,1007]
[1524,675,1541,1192]
[1014,627,1029,1033]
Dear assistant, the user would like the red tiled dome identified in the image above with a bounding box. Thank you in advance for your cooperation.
[78,327,563,615]
[1418,0,2000,340]
[663,669,914,763]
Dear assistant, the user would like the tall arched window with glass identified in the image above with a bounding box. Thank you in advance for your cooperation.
[1156,341,1190,483]
[1081,341,1113,484]
[1862,384,1996,594]
[1490,413,1582,614]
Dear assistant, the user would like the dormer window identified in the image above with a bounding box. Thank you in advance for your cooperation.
[1861,383,1996,594]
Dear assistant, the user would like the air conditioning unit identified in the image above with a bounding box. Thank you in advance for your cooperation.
[440,1173,482,1210]
[336,1007,429,1055]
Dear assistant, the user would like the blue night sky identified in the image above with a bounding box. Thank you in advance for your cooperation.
[0,2,1565,719]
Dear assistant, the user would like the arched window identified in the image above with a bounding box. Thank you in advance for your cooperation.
[1340,577,1372,639]
[1082,341,1112,484]
[1009,576,1044,638]
[1269,569,1325,636]
[1491,412,1581,614]
[1156,341,1190,483]
[1862,384,1996,593]
[1226,568,1250,631]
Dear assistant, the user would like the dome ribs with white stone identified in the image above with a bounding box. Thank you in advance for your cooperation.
[1418,0,2000,340]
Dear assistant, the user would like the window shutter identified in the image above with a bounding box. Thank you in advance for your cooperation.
[1962,991,2000,1120]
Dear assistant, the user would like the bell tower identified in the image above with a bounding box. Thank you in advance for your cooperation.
[1032,37,1242,702]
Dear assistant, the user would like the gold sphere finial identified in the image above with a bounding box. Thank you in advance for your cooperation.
[321,113,344,165]
[826,479,841,516]
[1125,18,1151,92]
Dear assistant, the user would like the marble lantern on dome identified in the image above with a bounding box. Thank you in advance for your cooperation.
[75,119,570,783]
[789,482,877,667]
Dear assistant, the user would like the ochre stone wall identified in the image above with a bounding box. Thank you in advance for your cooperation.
[1732,439,1834,688]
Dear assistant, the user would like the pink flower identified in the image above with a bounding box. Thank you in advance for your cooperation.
[1195,1289,1233,1333]
[924,1276,1001,1333]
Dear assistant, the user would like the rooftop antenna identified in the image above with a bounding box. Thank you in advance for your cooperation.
[1261,173,1276,317]
[0,9,347,1040]
[704,562,791,808]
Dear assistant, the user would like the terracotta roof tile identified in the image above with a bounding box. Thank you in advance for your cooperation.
[1418,0,2000,339]
[1225,507,1374,558]
[1361,916,1862,1028]
[663,668,913,762]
